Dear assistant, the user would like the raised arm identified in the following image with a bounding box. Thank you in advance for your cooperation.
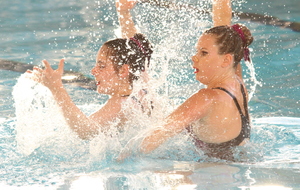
[29,60,122,140]
[212,0,243,78]
[116,0,138,38]
[31,60,99,139]
[212,0,232,26]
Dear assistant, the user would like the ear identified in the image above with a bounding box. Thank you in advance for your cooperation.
[221,53,234,68]
[118,64,130,78]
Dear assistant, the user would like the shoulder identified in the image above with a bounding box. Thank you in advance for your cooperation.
[191,88,219,102]
[186,88,228,110]
[179,88,217,112]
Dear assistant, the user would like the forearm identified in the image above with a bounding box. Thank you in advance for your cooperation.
[140,128,174,154]
[140,119,188,154]
[50,86,98,139]
[140,92,211,154]
[116,0,138,38]
[118,10,137,38]
[212,0,232,26]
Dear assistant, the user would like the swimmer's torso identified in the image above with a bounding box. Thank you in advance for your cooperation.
[187,83,251,160]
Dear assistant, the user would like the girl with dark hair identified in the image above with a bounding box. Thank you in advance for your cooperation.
[26,3,153,140]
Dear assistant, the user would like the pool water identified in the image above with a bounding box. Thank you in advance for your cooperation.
[1,0,300,189]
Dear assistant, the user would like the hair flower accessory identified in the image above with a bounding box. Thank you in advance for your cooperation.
[231,24,251,62]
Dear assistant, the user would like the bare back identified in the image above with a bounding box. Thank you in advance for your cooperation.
[191,80,249,144]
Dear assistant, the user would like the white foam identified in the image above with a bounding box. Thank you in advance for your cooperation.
[12,74,83,156]
[253,117,300,125]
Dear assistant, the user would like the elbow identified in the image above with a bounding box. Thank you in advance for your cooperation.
[75,129,97,140]
[77,133,91,140]
[71,123,99,140]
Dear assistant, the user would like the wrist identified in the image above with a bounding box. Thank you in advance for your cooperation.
[118,9,131,14]
[49,82,64,94]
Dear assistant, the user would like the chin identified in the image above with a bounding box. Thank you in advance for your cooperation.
[97,87,115,96]
[197,77,207,85]
[97,87,107,94]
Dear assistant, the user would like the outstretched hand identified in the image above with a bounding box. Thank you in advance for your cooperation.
[116,0,137,12]
[116,146,132,162]
[27,59,64,91]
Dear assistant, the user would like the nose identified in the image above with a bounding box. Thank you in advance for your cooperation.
[192,55,198,63]
[91,67,98,76]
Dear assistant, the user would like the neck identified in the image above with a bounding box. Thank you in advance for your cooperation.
[111,85,132,98]
[207,69,237,89]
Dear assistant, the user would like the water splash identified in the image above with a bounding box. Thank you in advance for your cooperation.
[244,57,262,100]
[12,74,86,156]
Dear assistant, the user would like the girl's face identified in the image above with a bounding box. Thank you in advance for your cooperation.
[192,34,225,85]
[91,45,123,96]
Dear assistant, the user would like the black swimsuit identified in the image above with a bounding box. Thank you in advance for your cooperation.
[187,83,251,161]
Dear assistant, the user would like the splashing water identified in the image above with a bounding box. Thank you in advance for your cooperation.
[12,73,126,160]
[10,0,262,162]
[2,0,300,189]
[244,57,262,100]
[132,0,261,103]
[12,72,204,164]
[12,74,87,156]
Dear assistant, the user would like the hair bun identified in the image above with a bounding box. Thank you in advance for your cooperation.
[132,33,153,56]
[235,23,254,48]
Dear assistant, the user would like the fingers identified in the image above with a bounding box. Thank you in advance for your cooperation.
[42,59,65,72]
[57,59,65,74]
[25,67,42,82]
[26,65,44,76]
[42,59,52,70]
[33,66,43,72]
[25,59,65,83]
[26,59,64,74]
[26,70,32,74]
[116,148,131,162]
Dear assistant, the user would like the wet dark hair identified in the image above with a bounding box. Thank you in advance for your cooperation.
[103,33,153,84]
[204,23,253,67]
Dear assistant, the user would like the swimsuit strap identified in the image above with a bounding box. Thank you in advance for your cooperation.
[240,83,249,119]
[213,85,245,117]
[213,83,250,138]
[186,84,251,159]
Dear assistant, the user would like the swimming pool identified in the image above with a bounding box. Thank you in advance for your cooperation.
[0,0,300,189]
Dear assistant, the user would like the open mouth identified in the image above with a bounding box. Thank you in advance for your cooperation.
[193,67,199,74]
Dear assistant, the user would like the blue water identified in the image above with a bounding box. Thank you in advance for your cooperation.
[1,0,300,189]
